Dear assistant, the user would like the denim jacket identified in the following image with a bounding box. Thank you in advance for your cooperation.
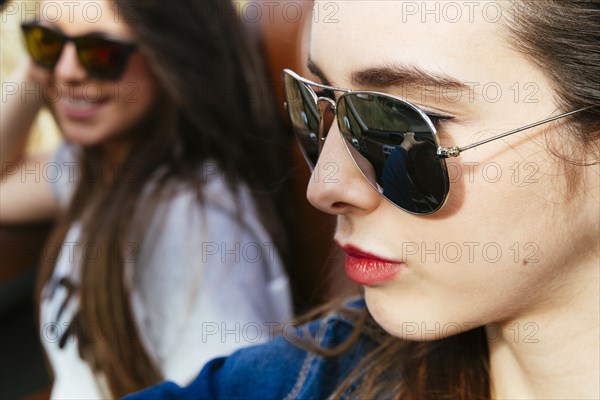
[125,298,380,399]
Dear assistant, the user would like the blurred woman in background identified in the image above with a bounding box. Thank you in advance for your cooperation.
[0,0,293,397]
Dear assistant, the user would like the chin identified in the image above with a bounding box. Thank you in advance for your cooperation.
[364,290,472,342]
[52,107,118,147]
[60,127,105,148]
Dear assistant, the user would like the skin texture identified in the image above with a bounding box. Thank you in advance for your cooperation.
[35,0,160,154]
[306,1,599,398]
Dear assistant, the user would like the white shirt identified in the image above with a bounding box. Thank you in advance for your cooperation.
[40,142,292,399]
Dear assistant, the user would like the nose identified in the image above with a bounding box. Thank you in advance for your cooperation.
[53,42,87,83]
[306,114,382,216]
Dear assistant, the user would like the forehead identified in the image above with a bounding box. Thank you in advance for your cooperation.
[310,0,515,86]
[40,0,129,36]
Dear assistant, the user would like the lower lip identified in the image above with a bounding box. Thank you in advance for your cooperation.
[59,98,107,120]
[345,255,404,286]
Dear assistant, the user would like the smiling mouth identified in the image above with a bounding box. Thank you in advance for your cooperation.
[59,96,107,119]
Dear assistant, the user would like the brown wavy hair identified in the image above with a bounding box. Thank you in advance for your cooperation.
[308,1,600,399]
[35,0,293,397]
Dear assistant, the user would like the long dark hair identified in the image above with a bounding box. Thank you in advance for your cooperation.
[309,1,600,399]
[36,0,292,397]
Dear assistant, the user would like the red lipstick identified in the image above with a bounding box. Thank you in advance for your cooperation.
[340,244,404,286]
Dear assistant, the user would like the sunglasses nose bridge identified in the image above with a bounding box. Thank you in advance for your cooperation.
[53,40,88,81]
[316,97,336,147]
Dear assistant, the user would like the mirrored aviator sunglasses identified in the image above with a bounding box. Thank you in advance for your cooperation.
[20,21,137,80]
[282,69,593,216]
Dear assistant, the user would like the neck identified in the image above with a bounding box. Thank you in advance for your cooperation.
[102,136,134,164]
[488,255,600,399]
[96,137,135,185]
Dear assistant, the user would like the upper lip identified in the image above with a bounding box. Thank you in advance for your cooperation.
[337,241,402,263]
[61,96,101,102]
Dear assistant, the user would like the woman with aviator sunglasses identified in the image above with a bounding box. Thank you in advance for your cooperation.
[128,0,599,399]
[1,0,295,398]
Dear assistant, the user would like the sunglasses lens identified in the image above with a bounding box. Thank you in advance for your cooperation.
[21,23,133,80]
[337,93,448,214]
[283,72,321,168]
[76,37,131,80]
[22,25,64,68]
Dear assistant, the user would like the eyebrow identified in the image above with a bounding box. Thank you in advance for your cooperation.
[307,58,334,86]
[307,57,470,92]
[352,64,470,91]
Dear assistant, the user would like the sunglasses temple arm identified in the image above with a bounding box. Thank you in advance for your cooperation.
[437,106,592,158]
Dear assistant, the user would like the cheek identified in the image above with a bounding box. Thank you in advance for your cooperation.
[109,56,161,130]
[108,82,158,131]
[362,155,580,337]
[362,184,595,344]
[88,59,160,144]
